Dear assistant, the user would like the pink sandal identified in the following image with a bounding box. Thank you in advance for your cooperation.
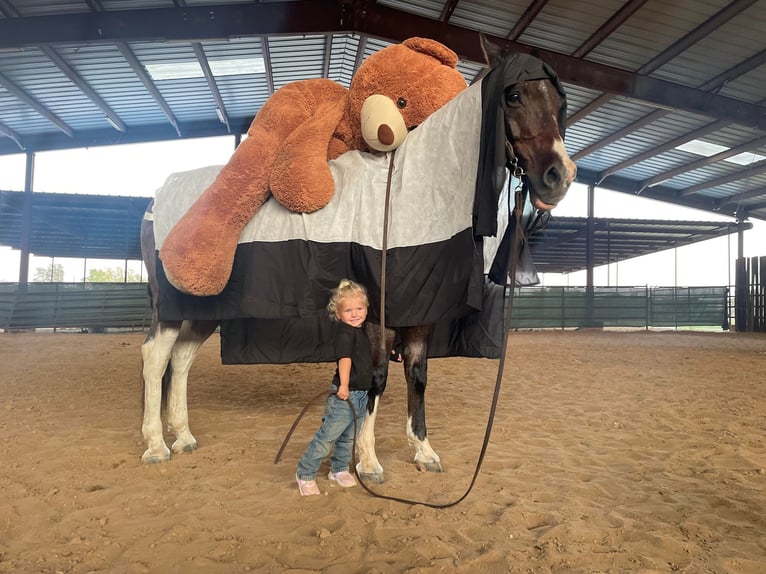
[296,475,321,496]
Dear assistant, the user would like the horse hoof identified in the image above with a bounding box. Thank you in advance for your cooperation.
[171,440,198,454]
[416,460,443,473]
[358,472,385,484]
[141,449,170,464]
[356,462,384,484]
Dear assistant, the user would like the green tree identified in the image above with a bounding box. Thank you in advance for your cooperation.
[86,266,143,282]
[33,263,64,282]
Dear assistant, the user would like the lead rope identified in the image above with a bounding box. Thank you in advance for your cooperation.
[276,154,527,509]
[274,151,396,467]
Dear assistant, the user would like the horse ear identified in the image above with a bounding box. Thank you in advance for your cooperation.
[479,33,504,67]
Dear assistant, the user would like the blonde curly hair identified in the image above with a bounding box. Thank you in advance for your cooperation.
[327,278,369,320]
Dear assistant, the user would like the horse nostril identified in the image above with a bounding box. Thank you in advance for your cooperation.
[544,165,561,188]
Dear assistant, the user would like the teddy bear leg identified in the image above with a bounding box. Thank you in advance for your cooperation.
[159,195,243,296]
[159,137,275,296]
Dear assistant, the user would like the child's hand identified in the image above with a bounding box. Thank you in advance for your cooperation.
[337,384,350,400]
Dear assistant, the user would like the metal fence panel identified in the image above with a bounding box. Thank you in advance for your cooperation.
[0,283,151,331]
[0,283,728,332]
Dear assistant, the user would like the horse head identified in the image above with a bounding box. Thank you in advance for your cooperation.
[481,35,577,211]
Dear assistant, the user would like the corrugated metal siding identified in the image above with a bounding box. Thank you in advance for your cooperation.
[268,35,328,90]
[449,0,525,38]
[521,0,628,55]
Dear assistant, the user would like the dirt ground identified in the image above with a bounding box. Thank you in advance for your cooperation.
[1,329,765,573]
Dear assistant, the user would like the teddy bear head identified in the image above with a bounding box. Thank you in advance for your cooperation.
[349,37,468,152]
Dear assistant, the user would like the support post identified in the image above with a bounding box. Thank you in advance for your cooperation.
[584,183,595,327]
[734,220,747,331]
[18,151,35,289]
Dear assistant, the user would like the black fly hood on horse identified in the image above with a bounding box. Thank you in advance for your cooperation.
[474,52,567,237]
[475,52,568,287]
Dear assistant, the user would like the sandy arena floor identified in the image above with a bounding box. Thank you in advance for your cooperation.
[1,329,765,573]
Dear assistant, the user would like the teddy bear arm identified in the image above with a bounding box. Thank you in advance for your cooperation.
[270,101,348,213]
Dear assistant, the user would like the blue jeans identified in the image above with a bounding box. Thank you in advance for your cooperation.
[296,388,368,480]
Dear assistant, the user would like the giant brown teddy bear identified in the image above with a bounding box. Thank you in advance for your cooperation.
[160,37,467,296]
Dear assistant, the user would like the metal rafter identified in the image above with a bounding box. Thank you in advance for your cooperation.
[174,0,229,132]
[0,70,73,137]
[571,0,648,58]
[588,49,766,176]
[1,0,126,133]
[1,2,763,130]
[88,0,179,137]
[438,0,459,23]
[0,121,24,150]
[40,46,127,132]
[191,42,230,133]
[640,137,766,191]
[260,38,274,97]
[353,35,367,76]
[322,34,333,79]
[507,0,549,41]
[347,4,766,130]
[567,0,759,126]
[115,44,182,137]
[716,186,766,208]
[679,160,766,197]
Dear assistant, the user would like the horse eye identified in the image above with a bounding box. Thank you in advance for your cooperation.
[505,91,521,105]
[397,97,407,108]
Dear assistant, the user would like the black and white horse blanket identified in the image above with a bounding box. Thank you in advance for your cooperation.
[149,81,538,364]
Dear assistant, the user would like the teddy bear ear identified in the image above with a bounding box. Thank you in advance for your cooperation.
[401,37,459,68]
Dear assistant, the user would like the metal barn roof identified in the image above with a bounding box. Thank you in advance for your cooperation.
[0,0,765,264]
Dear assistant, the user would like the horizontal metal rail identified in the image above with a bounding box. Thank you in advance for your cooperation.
[0,283,729,332]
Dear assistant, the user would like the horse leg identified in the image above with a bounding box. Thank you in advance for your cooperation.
[356,324,395,484]
[402,325,442,473]
[141,320,181,464]
[166,320,218,454]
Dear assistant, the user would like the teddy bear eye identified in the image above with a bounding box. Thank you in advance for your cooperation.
[397,97,407,109]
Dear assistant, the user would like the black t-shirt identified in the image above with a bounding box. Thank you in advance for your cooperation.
[332,322,373,392]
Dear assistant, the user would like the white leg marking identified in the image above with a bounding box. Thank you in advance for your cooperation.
[356,396,384,482]
[407,417,442,472]
[141,325,179,463]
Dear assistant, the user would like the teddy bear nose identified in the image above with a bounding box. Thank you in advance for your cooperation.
[377,124,395,146]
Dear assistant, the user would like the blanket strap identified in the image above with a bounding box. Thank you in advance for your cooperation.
[353,178,528,509]
[378,150,397,357]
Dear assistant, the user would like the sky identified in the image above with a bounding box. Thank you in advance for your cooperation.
[0,136,764,286]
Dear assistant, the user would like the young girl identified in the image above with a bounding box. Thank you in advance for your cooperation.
[296,279,373,496]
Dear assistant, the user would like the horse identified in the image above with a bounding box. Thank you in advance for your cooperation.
[139,41,576,485]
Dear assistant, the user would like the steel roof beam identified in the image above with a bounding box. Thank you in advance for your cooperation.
[0,71,73,137]
[260,38,275,97]
[40,45,127,132]
[715,186,766,208]
[576,167,731,216]
[639,137,766,191]
[507,0,549,40]
[1,2,763,130]
[191,42,230,133]
[571,0,647,58]
[0,1,343,47]
[588,49,766,176]
[116,43,182,137]
[322,34,333,79]
[348,4,766,131]
[0,116,254,155]
[0,121,24,150]
[680,160,766,197]
[439,0,461,23]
